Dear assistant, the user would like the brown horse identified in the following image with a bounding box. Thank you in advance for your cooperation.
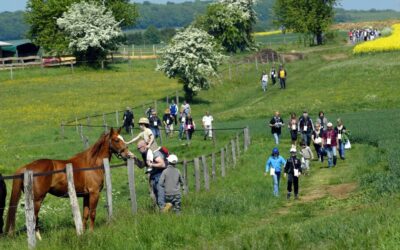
[4,127,133,237]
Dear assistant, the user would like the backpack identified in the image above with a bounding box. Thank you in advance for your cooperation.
[159,146,170,166]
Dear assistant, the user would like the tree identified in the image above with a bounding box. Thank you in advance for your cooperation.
[144,25,161,44]
[57,2,122,64]
[157,27,225,100]
[196,0,257,53]
[25,0,138,55]
[273,0,337,45]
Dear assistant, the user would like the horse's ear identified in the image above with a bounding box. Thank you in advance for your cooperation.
[117,127,122,134]
[110,127,114,134]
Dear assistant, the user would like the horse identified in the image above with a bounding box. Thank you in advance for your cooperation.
[3,127,135,238]
[0,174,6,234]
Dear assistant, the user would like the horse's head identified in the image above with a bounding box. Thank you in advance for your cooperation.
[108,127,133,160]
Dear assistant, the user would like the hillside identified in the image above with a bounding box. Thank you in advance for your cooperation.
[1,34,400,248]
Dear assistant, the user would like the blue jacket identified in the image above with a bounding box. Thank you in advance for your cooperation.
[265,155,286,173]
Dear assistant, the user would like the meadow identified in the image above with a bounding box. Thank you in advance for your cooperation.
[1,32,400,249]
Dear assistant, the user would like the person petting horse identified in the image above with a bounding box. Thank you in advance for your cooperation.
[4,128,135,238]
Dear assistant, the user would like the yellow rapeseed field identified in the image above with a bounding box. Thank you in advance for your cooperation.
[253,30,282,36]
[353,24,400,54]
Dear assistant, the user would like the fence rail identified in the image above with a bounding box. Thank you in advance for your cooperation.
[0,126,251,249]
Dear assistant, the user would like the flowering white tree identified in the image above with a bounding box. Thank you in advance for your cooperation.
[157,27,225,100]
[57,1,122,64]
[196,0,257,53]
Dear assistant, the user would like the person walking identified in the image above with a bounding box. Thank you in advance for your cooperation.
[335,118,347,160]
[122,107,134,134]
[149,111,162,142]
[278,65,287,89]
[300,141,314,175]
[322,122,338,168]
[270,65,277,86]
[178,112,186,140]
[181,100,191,117]
[261,71,268,92]
[312,122,324,162]
[316,111,329,132]
[163,108,174,138]
[169,100,178,126]
[264,148,286,197]
[184,113,195,144]
[284,147,302,200]
[287,112,298,147]
[269,111,284,145]
[159,154,184,213]
[202,111,214,140]
[298,111,314,146]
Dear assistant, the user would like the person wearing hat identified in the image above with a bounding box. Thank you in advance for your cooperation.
[264,147,287,197]
[126,117,158,152]
[149,111,162,143]
[322,122,338,168]
[163,108,174,138]
[159,154,184,213]
[122,106,134,134]
[284,147,302,200]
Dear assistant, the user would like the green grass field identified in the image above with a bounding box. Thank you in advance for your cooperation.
[1,34,400,249]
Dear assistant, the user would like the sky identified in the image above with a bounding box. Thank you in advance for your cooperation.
[1,0,400,12]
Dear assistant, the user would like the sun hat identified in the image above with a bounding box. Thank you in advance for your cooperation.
[167,154,178,164]
[138,117,149,125]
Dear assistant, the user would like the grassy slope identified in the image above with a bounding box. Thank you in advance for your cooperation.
[1,39,400,248]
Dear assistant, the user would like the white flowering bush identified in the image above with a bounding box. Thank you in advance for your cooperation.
[57,1,122,63]
[157,27,225,100]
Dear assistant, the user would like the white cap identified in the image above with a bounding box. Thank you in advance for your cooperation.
[167,154,178,164]
[327,122,333,127]
[290,147,297,153]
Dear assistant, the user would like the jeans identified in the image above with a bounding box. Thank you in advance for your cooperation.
[325,146,337,167]
[150,173,165,209]
[338,141,345,159]
[279,78,286,89]
[151,128,161,138]
[261,81,267,92]
[273,133,280,145]
[272,172,281,196]
[313,143,324,162]
[179,123,184,139]
[301,133,312,146]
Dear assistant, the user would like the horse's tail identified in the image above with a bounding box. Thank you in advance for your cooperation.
[5,172,23,235]
[0,174,7,234]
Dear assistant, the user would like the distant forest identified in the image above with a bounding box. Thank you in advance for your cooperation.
[1,0,400,41]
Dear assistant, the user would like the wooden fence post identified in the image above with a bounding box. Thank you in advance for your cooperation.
[79,124,83,140]
[201,155,210,191]
[103,158,113,222]
[127,159,137,214]
[116,110,119,127]
[61,122,65,140]
[221,148,226,177]
[225,144,230,167]
[154,100,157,113]
[236,133,240,158]
[75,117,79,134]
[212,128,216,146]
[103,113,106,130]
[183,159,188,195]
[176,91,179,107]
[244,127,249,152]
[194,158,200,192]
[66,164,83,236]
[24,170,36,249]
[211,153,216,180]
[228,63,232,80]
[231,139,237,167]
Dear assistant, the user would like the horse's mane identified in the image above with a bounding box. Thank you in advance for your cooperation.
[72,132,110,165]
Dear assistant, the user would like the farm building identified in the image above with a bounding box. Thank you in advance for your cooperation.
[0,39,40,58]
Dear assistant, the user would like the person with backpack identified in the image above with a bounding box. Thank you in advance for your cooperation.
[278,65,287,89]
[264,147,286,197]
[270,65,277,85]
[284,147,302,200]
[260,71,268,92]
[136,140,167,210]
[269,111,284,145]
[169,100,178,126]
[159,154,184,213]
[298,111,315,146]
[123,107,134,134]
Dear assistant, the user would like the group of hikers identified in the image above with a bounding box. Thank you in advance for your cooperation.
[260,64,287,92]
[348,28,381,44]
[265,110,350,200]
[122,100,214,145]
[121,100,215,213]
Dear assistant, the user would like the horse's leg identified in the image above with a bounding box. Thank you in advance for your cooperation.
[34,198,44,241]
[88,192,99,231]
[82,195,90,231]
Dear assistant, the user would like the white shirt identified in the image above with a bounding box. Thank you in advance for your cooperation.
[202,115,213,126]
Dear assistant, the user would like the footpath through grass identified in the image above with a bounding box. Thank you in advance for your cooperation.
[1,41,400,248]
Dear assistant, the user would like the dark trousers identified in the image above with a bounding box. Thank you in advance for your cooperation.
[172,114,177,125]
[287,174,299,195]
[280,78,286,89]
[314,143,324,162]
[271,76,276,85]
